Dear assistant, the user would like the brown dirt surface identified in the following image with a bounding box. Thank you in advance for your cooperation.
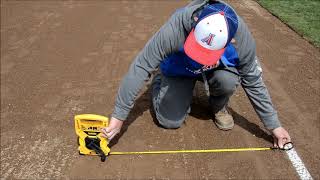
[1,0,319,179]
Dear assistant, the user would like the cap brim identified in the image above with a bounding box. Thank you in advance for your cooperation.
[184,29,225,66]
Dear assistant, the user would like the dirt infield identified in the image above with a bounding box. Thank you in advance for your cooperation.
[1,0,319,179]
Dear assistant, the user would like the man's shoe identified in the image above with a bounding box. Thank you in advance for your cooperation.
[214,108,234,130]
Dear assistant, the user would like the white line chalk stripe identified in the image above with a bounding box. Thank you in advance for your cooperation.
[286,148,313,180]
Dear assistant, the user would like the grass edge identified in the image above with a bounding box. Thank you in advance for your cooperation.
[255,0,320,49]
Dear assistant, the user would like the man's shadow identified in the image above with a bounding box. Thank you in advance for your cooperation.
[109,86,273,147]
[108,87,154,148]
[189,99,273,143]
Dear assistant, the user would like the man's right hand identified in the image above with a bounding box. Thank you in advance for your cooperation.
[101,117,124,141]
[271,127,291,149]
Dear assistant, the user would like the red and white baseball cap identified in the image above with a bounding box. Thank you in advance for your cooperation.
[184,3,238,66]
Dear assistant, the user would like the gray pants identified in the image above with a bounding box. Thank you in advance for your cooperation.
[151,69,240,129]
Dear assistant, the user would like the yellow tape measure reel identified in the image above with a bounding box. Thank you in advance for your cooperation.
[74,114,110,161]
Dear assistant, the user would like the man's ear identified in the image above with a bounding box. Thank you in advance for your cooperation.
[193,16,198,22]
[231,38,236,44]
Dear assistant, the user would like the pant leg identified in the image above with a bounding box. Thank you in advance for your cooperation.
[208,68,240,114]
[151,74,196,129]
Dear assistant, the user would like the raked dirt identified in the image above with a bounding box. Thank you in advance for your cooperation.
[1,0,319,179]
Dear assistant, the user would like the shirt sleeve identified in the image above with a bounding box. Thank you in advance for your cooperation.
[234,16,281,130]
[111,11,186,121]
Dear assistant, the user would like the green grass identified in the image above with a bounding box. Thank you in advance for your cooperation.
[257,0,320,47]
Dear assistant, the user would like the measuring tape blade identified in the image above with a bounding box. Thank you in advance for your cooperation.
[108,142,294,155]
[109,147,273,155]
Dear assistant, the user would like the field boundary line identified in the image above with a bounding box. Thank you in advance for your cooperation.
[286,148,313,180]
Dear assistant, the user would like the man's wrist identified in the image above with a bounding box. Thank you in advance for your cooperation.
[261,112,281,130]
[112,105,129,121]
[110,114,126,121]
[110,116,125,121]
[267,126,285,136]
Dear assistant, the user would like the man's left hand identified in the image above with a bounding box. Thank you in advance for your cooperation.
[272,127,291,149]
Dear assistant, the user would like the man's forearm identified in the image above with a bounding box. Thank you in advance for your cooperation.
[243,85,281,130]
[241,57,281,130]
[111,59,153,120]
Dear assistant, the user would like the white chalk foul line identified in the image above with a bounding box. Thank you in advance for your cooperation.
[286,148,313,180]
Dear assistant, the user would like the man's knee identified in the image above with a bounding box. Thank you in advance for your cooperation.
[217,77,237,94]
[152,98,188,129]
[209,71,239,96]
[156,115,185,129]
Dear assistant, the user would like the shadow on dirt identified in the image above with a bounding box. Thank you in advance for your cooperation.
[109,87,273,148]
[229,108,273,143]
[108,87,153,148]
[189,99,272,143]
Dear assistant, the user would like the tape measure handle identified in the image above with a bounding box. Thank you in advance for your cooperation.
[75,114,109,127]
[271,142,294,151]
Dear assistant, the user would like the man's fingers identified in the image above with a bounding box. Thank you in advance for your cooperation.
[278,137,289,148]
[104,127,111,133]
[273,137,278,148]
[101,127,112,134]
[287,135,291,142]
[100,127,112,138]
[108,133,117,141]
[106,131,115,138]
[105,129,120,140]
[100,131,107,139]
[278,140,284,148]
[100,125,121,141]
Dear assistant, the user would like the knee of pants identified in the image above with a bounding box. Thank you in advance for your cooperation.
[156,115,185,129]
[152,98,186,129]
[209,73,239,96]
